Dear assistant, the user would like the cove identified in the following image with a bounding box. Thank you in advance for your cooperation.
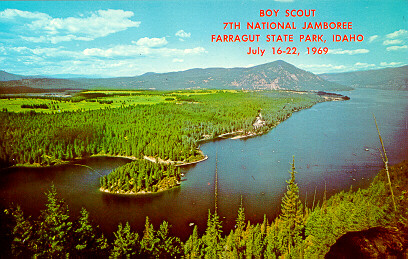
[0,89,407,240]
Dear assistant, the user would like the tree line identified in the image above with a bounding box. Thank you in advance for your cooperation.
[4,159,407,258]
[0,90,322,168]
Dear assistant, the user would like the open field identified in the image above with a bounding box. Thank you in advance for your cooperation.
[0,89,243,113]
[0,92,167,113]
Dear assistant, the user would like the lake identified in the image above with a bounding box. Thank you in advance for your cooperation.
[1,88,407,240]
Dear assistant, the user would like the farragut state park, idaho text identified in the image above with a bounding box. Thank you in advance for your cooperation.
[211,9,364,55]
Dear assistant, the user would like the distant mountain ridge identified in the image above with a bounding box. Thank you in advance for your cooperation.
[71,60,350,91]
[0,70,34,81]
[1,61,352,92]
[3,62,407,92]
[1,61,349,92]
[320,65,408,91]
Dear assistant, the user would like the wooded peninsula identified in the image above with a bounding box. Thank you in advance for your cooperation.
[0,89,344,194]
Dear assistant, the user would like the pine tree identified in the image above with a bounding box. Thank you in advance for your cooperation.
[234,196,246,255]
[74,208,94,252]
[184,225,203,258]
[202,210,223,258]
[36,185,73,257]
[265,220,280,259]
[7,205,34,257]
[73,207,108,256]
[236,196,246,235]
[155,221,183,258]
[141,216,158,256]
[253,221,267,257]
[110,222,139,258]
[279,157,304,255]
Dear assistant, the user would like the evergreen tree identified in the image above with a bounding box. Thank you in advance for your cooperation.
[234,196,246,255]
[7,206,34,257]
[184,225,204,258]
[110,222,139,258]
[73,207,108,257]
[141,216,158,256]
[253,222,267,257]
[265,220,281,259]
[279,157,304,255]
[36,185,73,257]
[155,221,183,258]
[202,210,223,258]
[236,196,246,236]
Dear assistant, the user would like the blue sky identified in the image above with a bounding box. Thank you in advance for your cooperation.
[0,0,407,77]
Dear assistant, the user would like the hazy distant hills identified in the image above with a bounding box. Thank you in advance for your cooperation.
[71,60,350,91]
[320,65,408,91]
[4,61,407,92]
[0,70,33,81]
[0,78,86,94]
[0,61,352,92]
[3,62,407,93]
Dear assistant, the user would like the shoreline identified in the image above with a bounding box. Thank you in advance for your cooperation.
[97,93,348,196]
[209,93,349,141]
[99,184,181,196]
[3,92,349,171]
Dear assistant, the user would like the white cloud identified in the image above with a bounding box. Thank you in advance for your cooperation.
[0,9,141,43]
[328,48,369,55]
[386,45,408,51]
[0,8,50,20]
[1,42,205,77]
[298,64,346,70]
[133,37,168,48]
[383,39,403,45]
[354,62,375,68]
[379,29,408,51]
[180,47,206,55]
[386,29,408,39]
[83,44,206,58]
[380,62,403,67]
[298,62,386,73]
[21,35,94,44]
[5,46,84,60]
[175,30,191,39]
[368,35,378,43]
[8,46,30,53]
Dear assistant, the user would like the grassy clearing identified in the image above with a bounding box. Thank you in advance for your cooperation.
[0,90,235,113]
[0,95,167,113]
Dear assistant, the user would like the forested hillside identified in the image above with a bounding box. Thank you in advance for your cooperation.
[0,90,325,168]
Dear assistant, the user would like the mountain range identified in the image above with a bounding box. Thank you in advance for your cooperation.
[70,60,349,91]
[1,60,407,93]
[319,65,408,91]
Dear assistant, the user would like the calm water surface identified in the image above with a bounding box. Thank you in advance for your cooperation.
[1,89,407,239]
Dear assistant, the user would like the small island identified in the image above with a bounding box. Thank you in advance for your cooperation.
[99,160,181,194]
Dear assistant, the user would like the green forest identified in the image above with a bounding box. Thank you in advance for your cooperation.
[0,90,324,168]
[4,159,407,258]
[100,160,181,194]
[3,89,403,257]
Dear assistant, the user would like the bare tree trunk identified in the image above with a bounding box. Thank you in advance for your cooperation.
[373,114,397,212]
[214,152,218,214]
